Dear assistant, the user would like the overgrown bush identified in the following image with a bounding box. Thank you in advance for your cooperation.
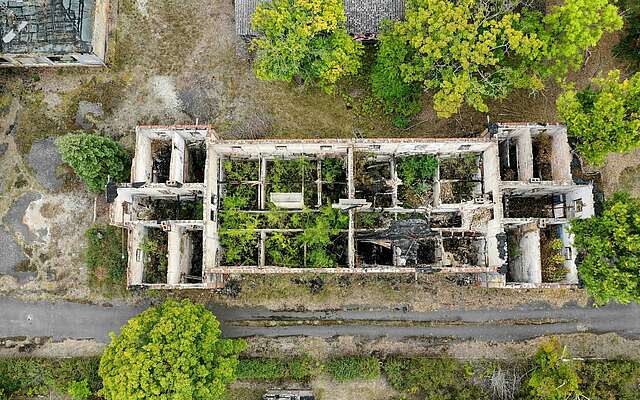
[326,356,380,382]
[526,338,580,400]
[577,359,640,399]
[252,0,363,92]
[0,357,100,398]
[571,192,640,304]
[383,357,489,399]
[56,133,130,193]
[557,70,640,165]
[85,224,127,290]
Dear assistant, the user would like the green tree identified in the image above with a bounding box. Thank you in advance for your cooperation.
[571,192,640,304]
[252,0,363,92]
[557,70,640,165]
[99,299,246,400]
[56,133,129,193]
[371,0,622,119]
[539,0,623,77]
[527,338,580,400]
[372,0,546,119]
[67,379,91,400]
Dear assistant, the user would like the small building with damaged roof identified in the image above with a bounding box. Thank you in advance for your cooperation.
[235,0,405,40]
[0,0,109,67]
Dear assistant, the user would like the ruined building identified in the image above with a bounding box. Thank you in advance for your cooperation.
[0,0,108,67]
[236,0,405,40]
[109,124,594,289]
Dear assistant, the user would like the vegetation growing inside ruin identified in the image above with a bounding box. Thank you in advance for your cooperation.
[267,157,317,206]
[251,0,363,93]
[99,299,246,400]
[540,232,567,283]
[219,203,348,267]
[141,229,168,283]
[85,225,127,291]
[371,0,623,120]
[321,157,345,184]
[571,192,640,304]
[397,154,438,208]
[219,195,259,265]
[557,70,640,165]
[56,133,130,193]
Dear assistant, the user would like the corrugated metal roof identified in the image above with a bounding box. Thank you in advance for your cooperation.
[235,0,404,37]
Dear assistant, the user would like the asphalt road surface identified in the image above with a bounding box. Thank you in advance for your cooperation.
[0,297,638,343]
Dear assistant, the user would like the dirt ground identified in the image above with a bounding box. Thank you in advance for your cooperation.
[173,273,589,312]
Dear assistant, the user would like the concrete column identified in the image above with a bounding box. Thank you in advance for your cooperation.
[166,227,182,284]
[259,230,266,268]
[260,156,267,209]
[347,147,355,268]
[516,130,534,181]
[390,157,398,207]
[317,159,322,207]
[170,133,186,183]
[203,149,220,269]
[128,224,145,285]
[550,128,573,184]
[133,130,152,182]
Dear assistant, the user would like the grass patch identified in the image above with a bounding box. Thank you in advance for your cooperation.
[85,224,128,293]
[14,90,64,155]
[60,74,130,127]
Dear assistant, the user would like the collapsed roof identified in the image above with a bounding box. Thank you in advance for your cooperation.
[235,0,405,38]
[0,0,94,54]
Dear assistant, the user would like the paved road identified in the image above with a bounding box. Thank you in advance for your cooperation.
[0,297,638,343]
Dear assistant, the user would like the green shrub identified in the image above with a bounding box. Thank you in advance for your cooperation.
[67,379,91,400]
[571,192,640,304]
[326,356,380,382]
[557,70,640,165]
[85,224,127,290]
[56,133,130,193]
[383,357,488,400]
[526,338,581,400]
[577,360,640,400]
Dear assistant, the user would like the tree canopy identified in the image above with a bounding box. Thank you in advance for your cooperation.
[56,133,129,193]
[571,192,640,305]
[371,0,623,120]
[557,70,640,165]
[99,299,246,400]
[252,0,363,92]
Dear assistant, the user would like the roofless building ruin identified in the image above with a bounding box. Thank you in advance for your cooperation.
[109,124,595,290]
